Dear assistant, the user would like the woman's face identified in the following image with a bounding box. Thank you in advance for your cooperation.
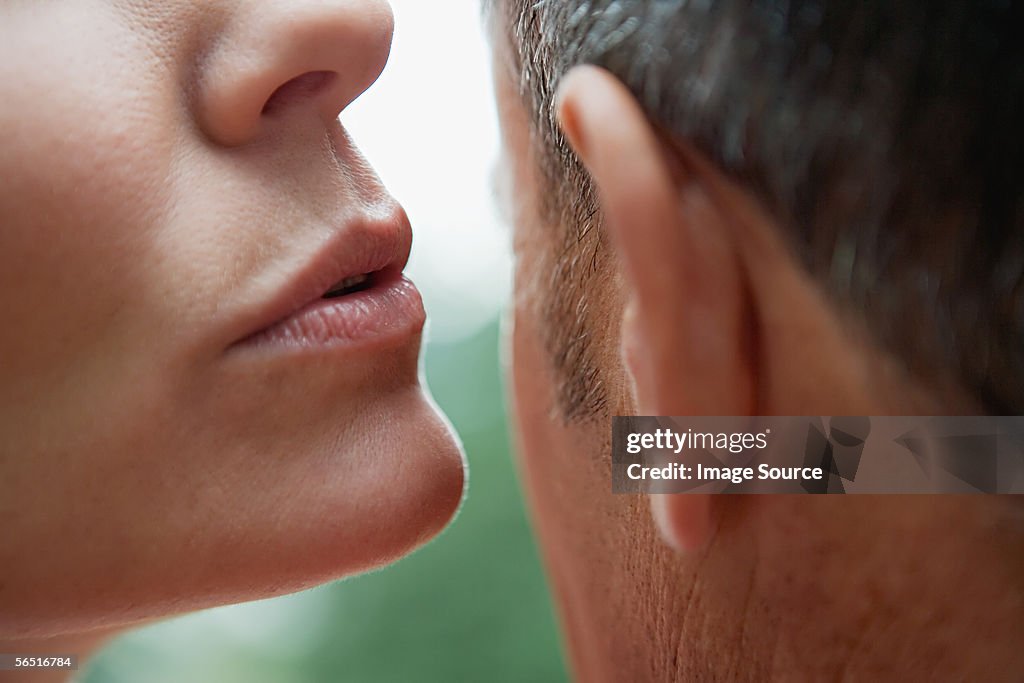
[0,0,464,637]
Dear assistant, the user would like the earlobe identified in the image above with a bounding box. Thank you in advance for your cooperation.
[651,493,714,554]
[557,66,756,553]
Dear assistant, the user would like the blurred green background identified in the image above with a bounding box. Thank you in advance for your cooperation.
[82,2,569,680]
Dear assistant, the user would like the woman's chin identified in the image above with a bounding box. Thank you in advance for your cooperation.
[1,385,466,641]
[317,388,468,574]
[199,385,468,610]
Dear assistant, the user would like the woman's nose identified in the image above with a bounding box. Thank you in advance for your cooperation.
[197,0,394,147]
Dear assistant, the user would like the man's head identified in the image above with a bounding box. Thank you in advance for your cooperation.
[488,1,1024,679]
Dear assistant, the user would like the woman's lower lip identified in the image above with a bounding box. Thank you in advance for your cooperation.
[235,275,425,351]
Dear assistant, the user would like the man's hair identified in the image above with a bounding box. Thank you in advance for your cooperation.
[491,0,1024,418]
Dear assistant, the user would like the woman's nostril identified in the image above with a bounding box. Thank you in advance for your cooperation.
[199,2,392,146]
[261,70,337,116]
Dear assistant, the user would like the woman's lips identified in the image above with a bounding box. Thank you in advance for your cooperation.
[227,205,424,353]
[236,271,425,350]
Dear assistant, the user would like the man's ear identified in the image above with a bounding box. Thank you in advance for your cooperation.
[556,66,756,553]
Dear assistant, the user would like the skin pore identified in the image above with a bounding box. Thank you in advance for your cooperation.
[493,20,1024,679]
[0,0,464,673]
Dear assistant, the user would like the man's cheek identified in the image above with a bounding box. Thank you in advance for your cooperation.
[508,299,561,494]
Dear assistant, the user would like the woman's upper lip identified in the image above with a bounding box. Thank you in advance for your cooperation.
[231,208,413,347]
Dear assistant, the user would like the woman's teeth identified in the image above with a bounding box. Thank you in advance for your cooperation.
[324,273,370,299]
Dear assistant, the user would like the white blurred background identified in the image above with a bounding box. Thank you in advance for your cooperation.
[346,0,512,345]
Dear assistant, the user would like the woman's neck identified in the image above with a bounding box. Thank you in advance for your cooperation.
[0,629,116,683]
